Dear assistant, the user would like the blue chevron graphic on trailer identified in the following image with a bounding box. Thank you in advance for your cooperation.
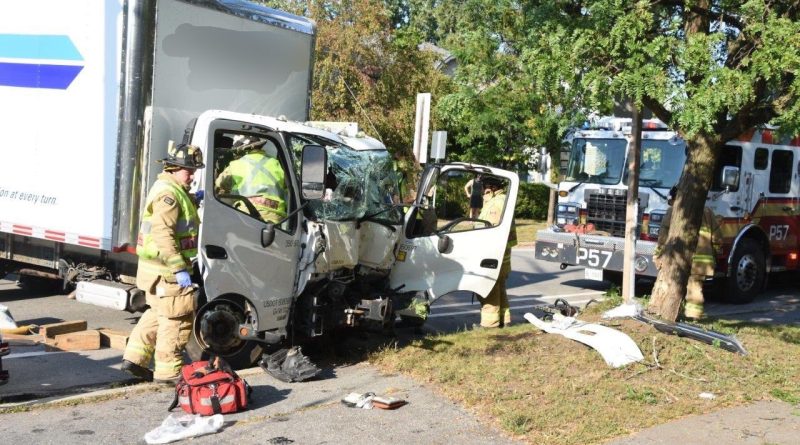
[0,34,84,89]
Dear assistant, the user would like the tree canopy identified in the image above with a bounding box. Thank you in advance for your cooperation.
[261,0,453,178]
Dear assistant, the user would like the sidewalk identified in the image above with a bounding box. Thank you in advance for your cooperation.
[609,401,800,445]
[0,343,133,403]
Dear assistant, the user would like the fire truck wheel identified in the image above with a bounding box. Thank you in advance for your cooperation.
[726,239,765,304]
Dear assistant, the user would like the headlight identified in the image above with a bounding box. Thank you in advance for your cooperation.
[649,226,660,236]
[634,256,649,272]
[556,203,579,227]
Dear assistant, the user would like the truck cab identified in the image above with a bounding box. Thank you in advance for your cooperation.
[187,111,519,367]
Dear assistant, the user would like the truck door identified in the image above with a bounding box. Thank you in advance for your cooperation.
[191,116,302,331]
[389,165,518,300]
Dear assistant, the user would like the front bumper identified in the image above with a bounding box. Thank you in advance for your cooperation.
[535,230,660,277]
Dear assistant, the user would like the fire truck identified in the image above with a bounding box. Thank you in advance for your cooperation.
[535,117,800,303]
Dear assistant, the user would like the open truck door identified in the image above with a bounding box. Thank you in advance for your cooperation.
[389,164,519,300]
[191,112,305,336]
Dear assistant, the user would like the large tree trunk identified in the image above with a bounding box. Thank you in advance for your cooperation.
[648,132,720,320]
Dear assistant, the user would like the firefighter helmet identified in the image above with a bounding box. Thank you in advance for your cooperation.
[482,175,504,189]
[159,143,205,169]
[233,135,266,151]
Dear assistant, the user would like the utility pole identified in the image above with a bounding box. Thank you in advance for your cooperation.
[412,93,431,164]
[622,105,642,303]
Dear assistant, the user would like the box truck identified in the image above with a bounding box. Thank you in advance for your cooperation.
[0,0,315,300]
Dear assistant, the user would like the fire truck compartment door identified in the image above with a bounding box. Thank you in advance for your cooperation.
[389,164,518,301]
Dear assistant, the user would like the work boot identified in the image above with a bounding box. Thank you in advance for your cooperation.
[154,376,179,386]
[121,360,153,382]
[471,323,497,331]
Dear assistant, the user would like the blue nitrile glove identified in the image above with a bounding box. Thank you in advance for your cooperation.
[194,190,204,204]
[175,270,192,287]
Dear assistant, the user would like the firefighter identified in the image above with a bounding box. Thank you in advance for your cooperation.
[654,187,721,320]
[475,176,517,328]
[122,143,204,383]
[215,136,287,224]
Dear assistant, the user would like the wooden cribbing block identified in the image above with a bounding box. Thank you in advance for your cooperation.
[39,320,88,339]
[98,329,129,350]
[47,329,101,351]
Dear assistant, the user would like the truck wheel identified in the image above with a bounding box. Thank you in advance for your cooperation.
[725,239,765,304]
[185,333,263,370]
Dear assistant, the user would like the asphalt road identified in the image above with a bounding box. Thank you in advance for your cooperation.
[425,248,609,332]
[0,248,610,340]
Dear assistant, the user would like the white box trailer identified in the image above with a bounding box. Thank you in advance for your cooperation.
[0,0,315,300]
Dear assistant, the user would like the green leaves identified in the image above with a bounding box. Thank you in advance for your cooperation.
[259,0,799,171]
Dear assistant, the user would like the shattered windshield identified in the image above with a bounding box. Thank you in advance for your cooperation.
[287,133,403,224]
[564,138,627,185]
[623,139,686,188]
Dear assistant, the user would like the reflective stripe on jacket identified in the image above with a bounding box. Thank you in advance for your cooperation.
[136,177,199,275]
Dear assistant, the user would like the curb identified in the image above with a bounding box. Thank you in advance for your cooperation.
[0,365,266,410]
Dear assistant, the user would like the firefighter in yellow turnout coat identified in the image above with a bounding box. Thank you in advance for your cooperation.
[122,144,204,383]
[215,138,286,224]
[476,176,517,328]
[655,187,721,320]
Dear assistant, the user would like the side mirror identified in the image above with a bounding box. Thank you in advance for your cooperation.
[437,234,452,253]
[721,166,740,189]
[261,223,276,248]
[301,144,327,200]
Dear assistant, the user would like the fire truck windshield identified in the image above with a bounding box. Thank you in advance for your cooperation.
[564,138,627,185]
[623,139,687,188]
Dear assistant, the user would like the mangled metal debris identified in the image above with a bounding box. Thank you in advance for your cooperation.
[524,312,644,368]
[633,315,747,355]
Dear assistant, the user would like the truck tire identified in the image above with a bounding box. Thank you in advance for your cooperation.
[185,333,263,370]
[725,239,765,304]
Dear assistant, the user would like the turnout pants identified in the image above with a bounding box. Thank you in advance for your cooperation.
[123,278,195,380]
[684,274,705,319]
[479,259,512,328]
